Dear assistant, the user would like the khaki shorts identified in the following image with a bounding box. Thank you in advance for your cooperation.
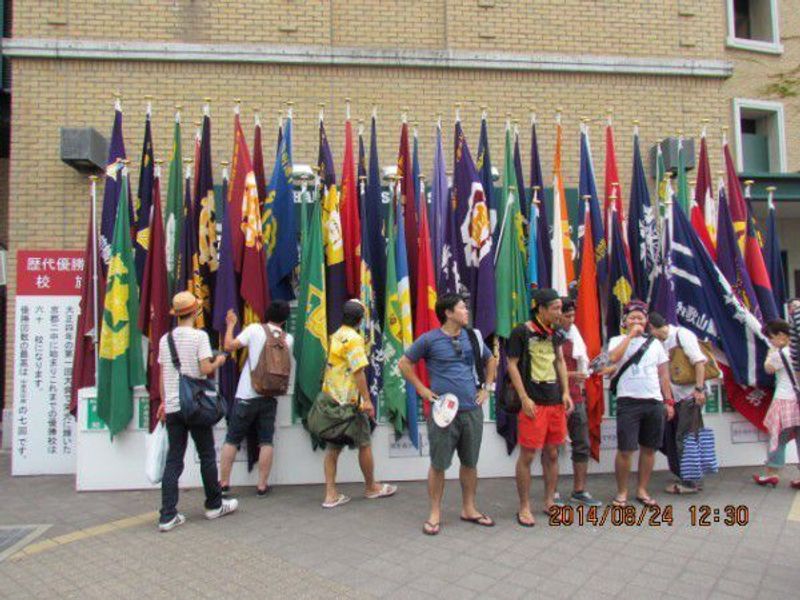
[327,412,373,450]
[427,408,483,471]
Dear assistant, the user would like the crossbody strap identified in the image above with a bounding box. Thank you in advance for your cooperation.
[465,328,486,387]
[610,336,655,389]
[167,331,182,372]
[778,349,800,396]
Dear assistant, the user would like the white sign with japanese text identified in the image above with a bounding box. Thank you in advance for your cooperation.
[12,250,83,475]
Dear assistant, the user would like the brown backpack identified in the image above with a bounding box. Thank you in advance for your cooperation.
[251,325,291,397]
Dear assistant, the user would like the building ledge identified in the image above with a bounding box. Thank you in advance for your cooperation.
[739,172,800,202]
[0,37,734,78]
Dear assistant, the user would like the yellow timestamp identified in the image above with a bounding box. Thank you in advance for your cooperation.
[688,505,750,527]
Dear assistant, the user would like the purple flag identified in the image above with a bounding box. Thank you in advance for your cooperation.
[530,120,551,288]
[453,121,495,337]
[651,204,677,325]
[430,124,448,287]
[100,106,131,275]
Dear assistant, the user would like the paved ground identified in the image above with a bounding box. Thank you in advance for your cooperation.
[1,450,799,599]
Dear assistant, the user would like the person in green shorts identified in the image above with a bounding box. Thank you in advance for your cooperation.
[399,293,497,536]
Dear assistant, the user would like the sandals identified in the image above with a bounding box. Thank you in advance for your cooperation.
[635,495,658,507]
[365,483,398,500]
[664,483,698,495]
[516,513,536,528]
[460,513,495,527]
[422,521,441,536]
[612,497,628,507]
[321,493,351,509]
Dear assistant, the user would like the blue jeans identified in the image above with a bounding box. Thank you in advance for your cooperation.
[766,426,800,469]
[160,412,222,523]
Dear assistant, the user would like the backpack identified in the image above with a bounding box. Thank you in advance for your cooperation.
[251,325,291,397]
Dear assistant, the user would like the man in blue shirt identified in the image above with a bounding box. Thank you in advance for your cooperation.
[399,293,497,536]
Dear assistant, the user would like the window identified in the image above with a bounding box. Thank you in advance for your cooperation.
[726,0,782,54]
[733,99,786,173]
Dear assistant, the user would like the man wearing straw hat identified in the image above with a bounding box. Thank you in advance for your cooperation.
[156,291,238,532]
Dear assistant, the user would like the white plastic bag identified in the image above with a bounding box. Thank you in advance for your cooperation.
[145,422,169,484]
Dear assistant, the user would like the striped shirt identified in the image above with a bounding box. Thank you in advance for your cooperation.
[158,327,213,413]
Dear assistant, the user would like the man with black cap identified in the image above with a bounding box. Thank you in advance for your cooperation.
[506,288,573,527]
[320,299,397,509]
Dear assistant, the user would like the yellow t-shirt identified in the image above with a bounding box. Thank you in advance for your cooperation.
[322,325,369,406]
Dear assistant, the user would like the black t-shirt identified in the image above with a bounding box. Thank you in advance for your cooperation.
[507,320,564,406]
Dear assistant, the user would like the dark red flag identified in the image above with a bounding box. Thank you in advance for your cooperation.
[340,117,361,298]
[398,121,418,315]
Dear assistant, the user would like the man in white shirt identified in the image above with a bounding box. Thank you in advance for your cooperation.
[607,301,674,508]
[218,301,294,496]
[648,312,707,494]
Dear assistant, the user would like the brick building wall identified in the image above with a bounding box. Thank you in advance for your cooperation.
[2,0,799,409]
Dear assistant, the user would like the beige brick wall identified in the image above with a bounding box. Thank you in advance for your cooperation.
[0,158,8,247]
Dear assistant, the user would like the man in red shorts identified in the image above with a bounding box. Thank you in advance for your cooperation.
[506,288,573,527]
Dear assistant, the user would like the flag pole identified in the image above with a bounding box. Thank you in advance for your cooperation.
[89,174,100,385]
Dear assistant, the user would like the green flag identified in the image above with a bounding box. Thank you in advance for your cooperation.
[495,124,530,338]
[97,168,146,438]
[293,198,327,424]
[380,195,407,435]
[164,111,183,297]
[676,136,690,215]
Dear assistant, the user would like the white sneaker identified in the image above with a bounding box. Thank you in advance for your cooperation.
[158,513,186,532]
[205,498,238,520]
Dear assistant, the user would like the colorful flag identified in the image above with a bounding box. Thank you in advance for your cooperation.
[97,168,146,438]
[575,199,604,461]
[398,120,419,316]
[264,110,297,301]
[412,125,423,215]
[655,143,671,226]
[100,101,131,274]
[137,164,169,432]
[627,127,659,302]
[453,119,496,337]
[134,103,154,286]
[213,166,241,414]
[765,188,786,317]
[530,116,551,288]
[527,184,538,292]
[550,114,575,295]
[164,110,183,297]
[695,129,717,246]
[675,136,691,215]
[606,207,634,338]
[294,199,328,426]
[176,165,196,296]
[253,114,268,206]
[651,200,678,325]
[477,111,498,245]
[319,117,346,332]
[382,184,410,438]
[340,113,362,299]
[604,118,629,267]
[193,107,218,335]
[232,111,270,322]
[430,121,449,286]
[496,121,530,339]
[688,134,717,259]
[69,189,106,416]
[578,125,607,284]
[513,126,527,224]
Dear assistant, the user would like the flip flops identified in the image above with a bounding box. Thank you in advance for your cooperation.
[321,493,351,509]
[635,495,658,507]
[422,521,441,536]
[460,513,495,527]
[365,483,398,500]
[516,513,536,528]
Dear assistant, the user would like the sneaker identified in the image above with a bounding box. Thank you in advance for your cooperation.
[569,491,603,507]
[158,513,186,532]
[205,498,239,520]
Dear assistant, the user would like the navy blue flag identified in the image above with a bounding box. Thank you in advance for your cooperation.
[627,130,658,302]
[265,116,297,301]
[366,116,387,321]
[578,128,607,285]
[134,109,154,286]
[651,204,678,325]
[100,105,132,275]
[212,170,240,415]
[716,186,762,322]
[176,170,197,296]
[765,197,786,317]
[477,115,498,247]
[193,112,218,339]
[319,119,346,333]
[671,197,770,388]
[430,124,449,286]
[530,120,551,289]
[438,188,462,295]
[606,210,634,338]
[453,120,496,337]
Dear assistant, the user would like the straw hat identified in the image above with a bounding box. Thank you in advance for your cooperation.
[170,291,201,317]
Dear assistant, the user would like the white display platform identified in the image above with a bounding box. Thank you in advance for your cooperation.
[74,384,795,492]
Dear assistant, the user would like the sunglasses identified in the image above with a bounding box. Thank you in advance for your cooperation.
[450,336,466,359]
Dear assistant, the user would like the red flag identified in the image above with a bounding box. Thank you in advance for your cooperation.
[233,113,269,320]
[137,170,170,431]
[604,121,631,270]
[69,205,106,416]
[720,365,771,432]
[398,121,418,315]
[575,202,604,461]
[253,116,268,206]
[414,180,439,416]
[340,117,361,298]
[692,133,717,259]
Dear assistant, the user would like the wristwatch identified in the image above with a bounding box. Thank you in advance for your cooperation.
[694,385,704,392]
[481,382,496,393]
